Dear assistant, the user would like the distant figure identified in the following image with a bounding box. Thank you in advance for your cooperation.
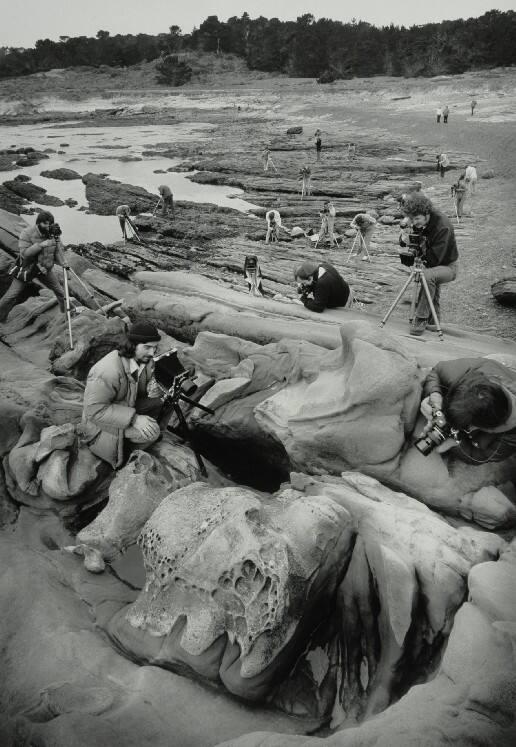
[116,204,131,240]
[243,255,264,296]
[265,209,281,243]
[315,135,322,161]
[464,165,478,194]
[317,201,337,247]
[471,99,477,116]
[443,105,449,124]
[350,213,377,259]
[261,147,277,173]
[436,107,442,124]
[437,153,450,178]
[451,176,468,218]
[348,142,356,160]
[157,185,174,217]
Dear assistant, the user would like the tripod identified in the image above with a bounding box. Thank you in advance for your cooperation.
[62,263,118,349]
[158,371,214,477]
[347,229,370,261]
[124,216,143,243]
[379,257,444,341]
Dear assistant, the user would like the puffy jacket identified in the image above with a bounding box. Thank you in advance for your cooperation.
[81,350,156,468]
[421,209,459,268]
[303,263,350,313]
[18,224,63,272]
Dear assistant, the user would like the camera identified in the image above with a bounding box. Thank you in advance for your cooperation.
[415,408,461,456]
[48,223,62,239]
[153,348,197,397]
[399,228,426,267]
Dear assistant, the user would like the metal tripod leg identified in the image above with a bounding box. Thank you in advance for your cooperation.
[62,267,74,349]
[379,270,415,328]
[66,266,106,314]
[172,403,208,477]
[348,231,370,261]
[419,271,444,341]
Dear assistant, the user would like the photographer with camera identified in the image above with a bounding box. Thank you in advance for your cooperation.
[265,209,281,244]
[0,211,67,324]
[80,322,166,469]
[294,260,350,313]
[350,212,377,260]
[400,194,459,336]
[417,357,516,463]
[317,201,337,247]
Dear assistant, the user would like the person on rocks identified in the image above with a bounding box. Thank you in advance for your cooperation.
[464,165,478,195]
[317,201,338,247]
[157,185,174,217]
[436,107,443,124]
[443,105,450,124]
[80,322,165,469]
[294,260,350,313]
[350,212,377,259]
[315,134,322,161]
[348,142,356,160]
[437,153,450,178]
[0,210,67,324]
[419,357,516,463]
[265,209,281,243]
[471,98,477,116]
[261,146,277,173]
[401,193,459,336]
[451,175,468,218]
[116,204,131,240]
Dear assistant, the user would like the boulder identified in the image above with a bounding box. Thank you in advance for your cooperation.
[40,168,82,180]
[286,127,303,135]
[108,481,355,702]
[492,277,516,307]
[82,173,156,215]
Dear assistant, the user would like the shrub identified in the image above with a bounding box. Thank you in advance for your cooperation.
[155,55,193,86]
[317,69,337,84]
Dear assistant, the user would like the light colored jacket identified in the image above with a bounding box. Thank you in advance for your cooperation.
[81,350,156,468]
[18,224,64,272]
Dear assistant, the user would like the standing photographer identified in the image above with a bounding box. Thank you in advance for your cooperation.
[0,211,66,323]
[294,261,350,313]
[317,201,337,247]
[419,357,516,463]
[401,194,459,336]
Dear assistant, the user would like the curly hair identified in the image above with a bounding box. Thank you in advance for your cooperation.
[444,371,510,430]
[117,337,137,359]
[403,194,433,218]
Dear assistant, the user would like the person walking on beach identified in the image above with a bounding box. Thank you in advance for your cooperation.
[261,147,277,173]
[436,107,442,124]
[443,105,449,124]
[315,134,322,162]
[451,176,468,219]
[464,165,478,194]
[471,99,477,116]
[437,153,450,178]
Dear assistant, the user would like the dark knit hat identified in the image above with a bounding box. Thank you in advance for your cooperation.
[36,210,55,225]
[127,321,161,343]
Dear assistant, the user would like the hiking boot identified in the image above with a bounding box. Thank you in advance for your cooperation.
[409,317,428,336]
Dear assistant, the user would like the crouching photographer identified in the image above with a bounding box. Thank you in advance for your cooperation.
[400,194,459,336]
[416,357,516,463]
[0,211,67,324]
[294,261,350,313]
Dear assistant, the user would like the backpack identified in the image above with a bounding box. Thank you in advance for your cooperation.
[8,255,39,283]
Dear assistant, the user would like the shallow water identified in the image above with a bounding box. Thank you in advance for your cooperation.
[1,122,258,244]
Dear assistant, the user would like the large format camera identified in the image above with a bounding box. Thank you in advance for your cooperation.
[399,227,426,267]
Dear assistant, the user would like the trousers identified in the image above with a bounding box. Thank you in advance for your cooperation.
[416,262,458,319]
[0,269,65,323]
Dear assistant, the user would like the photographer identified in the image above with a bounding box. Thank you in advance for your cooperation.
[0,211,66,324]
[116,204,131,240]
[350,212,377,260]
[265,209,281,244]
[419,357,516,463]
[318,201,337,247]
[451,175,468,218]
[80,322,165,469]
[401,194,459,336]
[294,260,350,313]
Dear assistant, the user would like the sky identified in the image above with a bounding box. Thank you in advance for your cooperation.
[1,1,514,48]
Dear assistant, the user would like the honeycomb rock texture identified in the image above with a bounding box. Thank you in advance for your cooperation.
[108,482,355,699]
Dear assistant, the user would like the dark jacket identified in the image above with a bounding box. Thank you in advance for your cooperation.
[303,263,350,313]
[422,209,459,268]
[423,357,516,463]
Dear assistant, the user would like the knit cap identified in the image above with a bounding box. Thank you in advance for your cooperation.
[127,322,161,343]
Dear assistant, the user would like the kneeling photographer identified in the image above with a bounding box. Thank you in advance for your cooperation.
[400,194,459,336]
[416,357,516,464]
[294,260,350,313]
[0,211,67,324]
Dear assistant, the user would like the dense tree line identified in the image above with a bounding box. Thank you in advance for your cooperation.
[0,10,514,81]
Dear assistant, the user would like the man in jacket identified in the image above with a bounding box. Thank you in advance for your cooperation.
[157,185,174,217]
[0,211,66,323]
[401,193,459,336]
[419,357,516,464]
[81,322,164,469]
[350,212,377,259]
[294,261,350,313]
